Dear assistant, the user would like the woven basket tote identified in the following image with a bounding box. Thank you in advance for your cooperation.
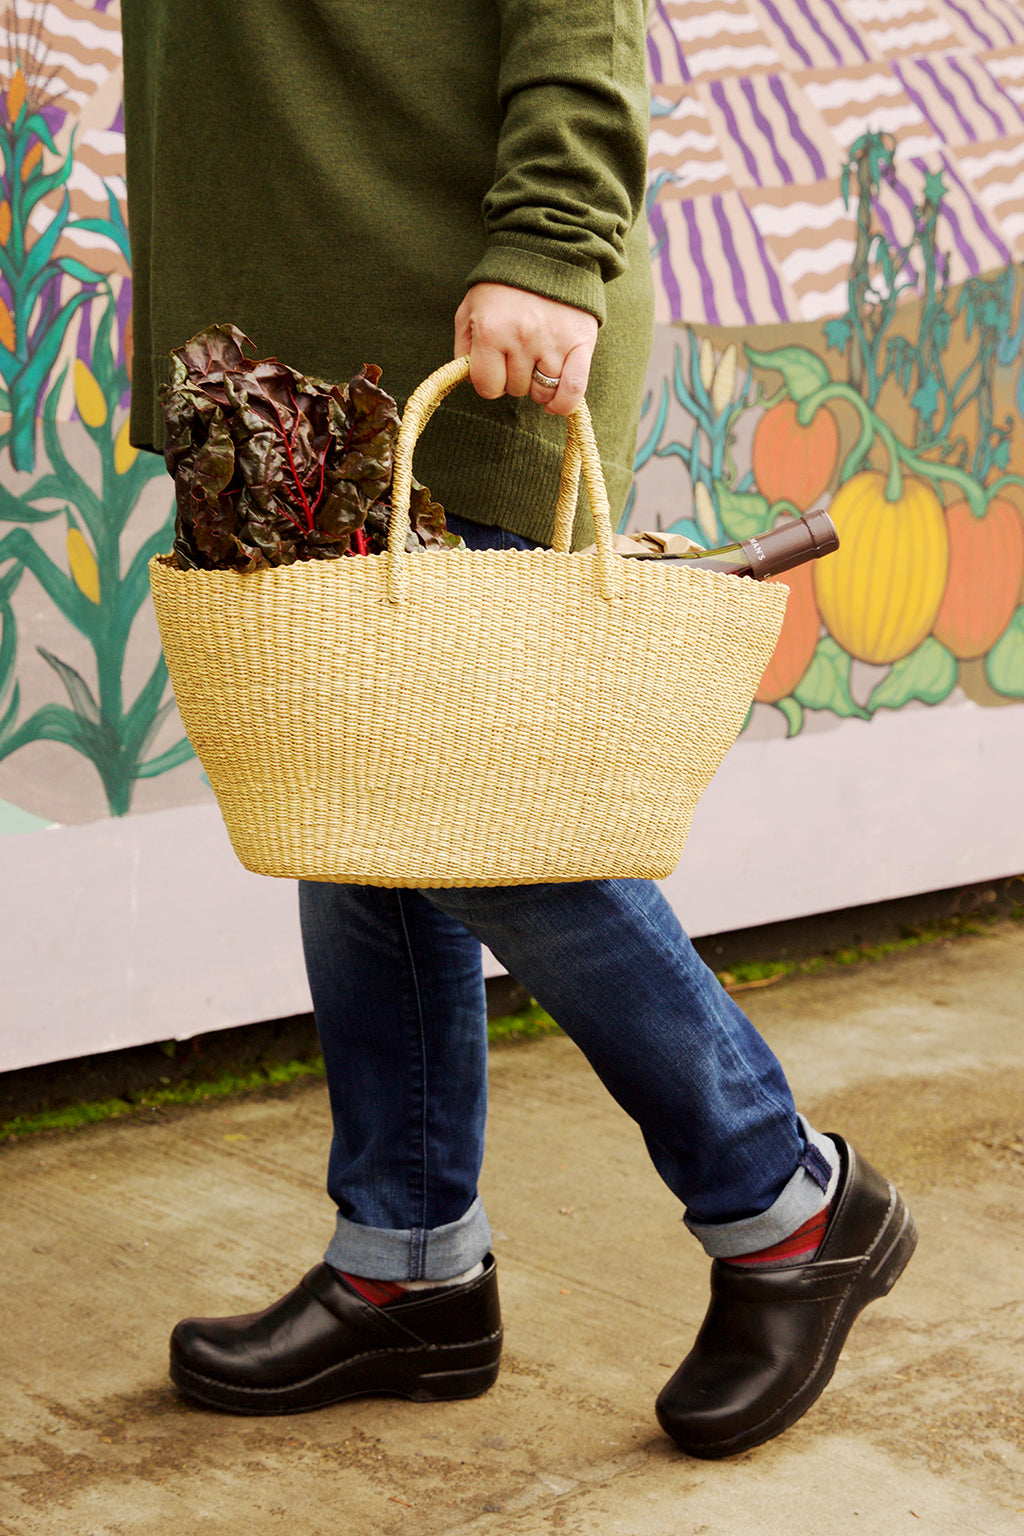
[149,357,788,886]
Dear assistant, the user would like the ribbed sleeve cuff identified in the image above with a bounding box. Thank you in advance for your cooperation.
[464,239,608,325]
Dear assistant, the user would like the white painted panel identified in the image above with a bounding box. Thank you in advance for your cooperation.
[664,700,1024,934]
[2,806,311,1073]
[3,699,1022,1072]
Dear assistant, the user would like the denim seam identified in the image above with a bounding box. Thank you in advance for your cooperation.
[394,889,429,1272]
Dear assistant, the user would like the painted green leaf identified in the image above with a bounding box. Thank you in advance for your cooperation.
[22,112,60,154]
[136,737,195,778]
[0,568,21,701]
[22,194,70,294]
[21,156,75,221]
[58,256,104,285]
[37,648,102,724]
[985,606,1024,698]
[793,636,871,720]
[745,345,831,403]
[0,475,67,524]
[715,481,770,542]
[775,695,804,737]
[824,317,853,354]
[911,375,940,421]
[868,638,957,711]
[0,679,20,739]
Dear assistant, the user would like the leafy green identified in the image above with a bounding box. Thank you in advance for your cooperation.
[793,636,871,720]
[160,325,451,570]
[985,606,1024,698]
[745,344,831,403]
[715,480,771,541]
[868,638,957,711]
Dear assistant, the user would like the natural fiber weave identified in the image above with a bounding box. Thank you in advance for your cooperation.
[149,357,788,886]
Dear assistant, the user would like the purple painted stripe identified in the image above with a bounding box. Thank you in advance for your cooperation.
[768,73,828,179]
[680,199,721,327]
[711,78,761,183]
[757,0,815,67]
[741,77,794,183]
[650,201,685,322]
[890,61,952,151]
[936,153,1013,269]
[973,59,1024,132]
[946,53,1019,136]
[905,56,980,142]
[116,278,133,375]
[647,30,664,87]
[76,302,93,369]
[817,0,871,63]
[944,0,1011,49]
[738,199,791,323]
[651,0,691,84]
[713,196,755,324]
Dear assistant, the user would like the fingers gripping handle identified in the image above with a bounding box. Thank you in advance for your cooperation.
[387,357,621,603]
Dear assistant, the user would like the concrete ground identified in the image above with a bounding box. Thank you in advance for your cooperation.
[1,919,1022,1536]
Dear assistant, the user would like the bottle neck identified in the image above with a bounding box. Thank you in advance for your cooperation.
[737,508,838,577]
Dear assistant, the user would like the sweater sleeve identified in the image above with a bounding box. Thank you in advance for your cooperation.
[464,0,650,325]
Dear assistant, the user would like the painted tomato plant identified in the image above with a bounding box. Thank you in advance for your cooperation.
[751,398,839,512]
[931,496,1024,660]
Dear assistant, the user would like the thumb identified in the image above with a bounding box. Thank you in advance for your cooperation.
[453,304,472,359]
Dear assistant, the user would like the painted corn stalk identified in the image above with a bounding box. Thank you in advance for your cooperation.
[0,3,189,817]
[0,291,189,813]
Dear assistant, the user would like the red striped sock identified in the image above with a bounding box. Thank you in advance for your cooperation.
[340,1273,407,1305]
[723,1204,831,1268]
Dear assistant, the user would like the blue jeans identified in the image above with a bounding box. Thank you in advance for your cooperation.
[298,516,838,1280]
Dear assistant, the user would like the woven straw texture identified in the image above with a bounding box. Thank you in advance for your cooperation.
[149,358,788,886]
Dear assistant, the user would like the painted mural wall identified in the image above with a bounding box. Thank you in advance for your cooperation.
[3,1,1023,1070]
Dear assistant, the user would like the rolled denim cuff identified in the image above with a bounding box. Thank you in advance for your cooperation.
[324,1196,492,1281]
[685,1118,841,1259]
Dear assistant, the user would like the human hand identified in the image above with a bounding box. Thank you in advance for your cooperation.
[453,282,598,416]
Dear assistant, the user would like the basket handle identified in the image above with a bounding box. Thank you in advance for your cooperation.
[387,355,622,603]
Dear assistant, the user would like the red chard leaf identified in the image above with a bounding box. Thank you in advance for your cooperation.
[160,326,452,570]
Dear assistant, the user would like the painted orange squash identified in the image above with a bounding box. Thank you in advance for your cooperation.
[751,398,840,510]
[1010,502,1024,605]
[814,471,949,664]
[754,562,820,703]
[931,497,1024,659]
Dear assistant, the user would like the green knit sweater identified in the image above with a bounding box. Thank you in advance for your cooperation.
[121,0,654,547]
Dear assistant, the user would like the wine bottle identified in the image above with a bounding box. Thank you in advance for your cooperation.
[609,508,839,579]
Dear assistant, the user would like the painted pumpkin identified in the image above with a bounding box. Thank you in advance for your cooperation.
[751,398,840,510]
[1010,502,1024,605]
[754,562,820,703]
[931,497,1024,659]
[813,471,949,664]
